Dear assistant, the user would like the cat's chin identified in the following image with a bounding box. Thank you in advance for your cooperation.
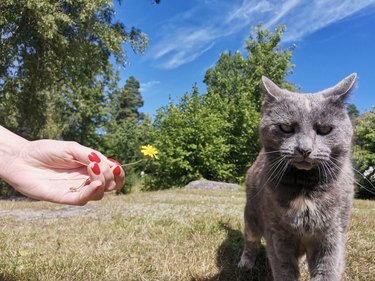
[292,161,315,171]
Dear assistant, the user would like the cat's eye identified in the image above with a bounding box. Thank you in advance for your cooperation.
[279,124,294,134]
[317,125,332,135]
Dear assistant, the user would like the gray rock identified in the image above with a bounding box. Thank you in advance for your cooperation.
[184,180,240,191]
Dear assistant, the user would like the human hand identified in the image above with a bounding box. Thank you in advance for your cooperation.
[2,140,125,205]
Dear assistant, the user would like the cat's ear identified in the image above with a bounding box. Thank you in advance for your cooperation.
[323,73,357,104]
[261,76,284,102]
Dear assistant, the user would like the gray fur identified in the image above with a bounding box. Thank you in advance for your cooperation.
[239,74,357,281]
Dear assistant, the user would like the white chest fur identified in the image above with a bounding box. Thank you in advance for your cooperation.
[285,195,325,235]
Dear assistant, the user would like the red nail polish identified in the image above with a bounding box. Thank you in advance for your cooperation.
[113,166,121,176]
[95,185,101,191]
[88,152,101,163]
[91,163,101,175]
[108,158,120,165]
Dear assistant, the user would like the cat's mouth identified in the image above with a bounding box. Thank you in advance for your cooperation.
[291,160,316,171]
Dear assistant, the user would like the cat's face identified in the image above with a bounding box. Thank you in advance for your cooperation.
[259,74,356,171]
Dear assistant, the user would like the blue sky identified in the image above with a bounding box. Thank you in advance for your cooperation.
[115,0,375,116]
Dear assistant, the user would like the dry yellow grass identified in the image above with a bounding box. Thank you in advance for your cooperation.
[0,189,373,281]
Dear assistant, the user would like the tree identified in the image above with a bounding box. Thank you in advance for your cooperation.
[146,25,295,188]
[146,85,233,189]
[347,103,360,121]
[104,76,150,192]
[113,76,144,121]
[203,25,295,180]
[353,108,375,199]
[0,0,155,142]
[0,0,159,195]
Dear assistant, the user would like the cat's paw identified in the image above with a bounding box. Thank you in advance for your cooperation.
[238,253,256,270]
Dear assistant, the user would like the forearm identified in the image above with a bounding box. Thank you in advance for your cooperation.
[0,126,29,178]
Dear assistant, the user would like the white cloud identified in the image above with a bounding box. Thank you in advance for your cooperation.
[162,42,216,70]
[264,0,301,29]
[148,1,266,69]
[226,0,273,23]
[140,80,161,93]
[276,0,375,42]
[148,0,375,69]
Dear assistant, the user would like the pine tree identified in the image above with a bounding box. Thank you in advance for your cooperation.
[114,76,144,122]
[104,76,150,192]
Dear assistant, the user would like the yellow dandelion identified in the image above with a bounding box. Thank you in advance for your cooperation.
[141,145,159,159]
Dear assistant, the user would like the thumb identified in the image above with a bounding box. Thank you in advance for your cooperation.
[65,180,104,205]
[80,180,105,203]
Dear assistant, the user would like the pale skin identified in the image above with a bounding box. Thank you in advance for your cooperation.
[0,126,125,205]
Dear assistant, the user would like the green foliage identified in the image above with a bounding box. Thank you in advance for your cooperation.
[0,0,149,142]
[104,76,151,193]
[353,108,375,199]
[112,76,145,121]
[0,0,159,195]
[146,25,295,189]
[146,85,233,189]
[347,103,360,120]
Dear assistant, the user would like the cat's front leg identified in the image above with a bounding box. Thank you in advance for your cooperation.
[266,232,300,281]
[238,205,262,270]
[306,233,345,281]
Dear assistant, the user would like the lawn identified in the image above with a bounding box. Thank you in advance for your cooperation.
[0,189,373,281]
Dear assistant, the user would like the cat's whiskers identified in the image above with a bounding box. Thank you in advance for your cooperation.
[257,150,282,156]
[274,159,291,189]
[268,156,288,178]
[318,163,331,185]
[321,161,336,184]
[319,163,327,184]
[329,155,375,191]
[327,157,375,195]
[330,155,375,188]
[263,155,288,188]
[317,164,323,183]
[249,155,287,199]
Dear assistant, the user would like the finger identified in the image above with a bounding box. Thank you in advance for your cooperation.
[67,142,117,191]
[60,180,103,206]
[79,180,104,203]
[88,161,118,192]
[110,165,125,191]
[106,157,121,168]
[87,181,105,201]
[87,162,106,188]
[67,142,107,166]
[94,160,116,191]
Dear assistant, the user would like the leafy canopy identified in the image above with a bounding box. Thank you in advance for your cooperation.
[146,25,295,189]
[0,0,151,142]
[353,108,375,199]
[0,0,159,194]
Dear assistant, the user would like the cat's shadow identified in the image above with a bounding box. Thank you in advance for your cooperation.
[0,272,18,281]
[192,223,272,281]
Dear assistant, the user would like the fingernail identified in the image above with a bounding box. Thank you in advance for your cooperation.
[95,185,102,191]
[91,163,101,175]
[113,166,121,176]
[88,152,101,163]
[108,158,120,165]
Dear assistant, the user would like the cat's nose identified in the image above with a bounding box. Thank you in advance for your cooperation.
[298,148,312,158]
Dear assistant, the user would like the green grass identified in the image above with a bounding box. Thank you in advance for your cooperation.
[0,190,374,281]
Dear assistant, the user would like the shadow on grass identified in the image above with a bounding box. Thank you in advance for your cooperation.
[192,223,272,281]
[0,273,18,281]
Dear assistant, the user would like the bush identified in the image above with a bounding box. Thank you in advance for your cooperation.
[145,25,294,189]
[353,108,375,199]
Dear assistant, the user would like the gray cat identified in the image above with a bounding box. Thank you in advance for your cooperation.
[238,74,357,281]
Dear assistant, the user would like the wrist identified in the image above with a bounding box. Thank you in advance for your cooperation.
[0,126,29,178]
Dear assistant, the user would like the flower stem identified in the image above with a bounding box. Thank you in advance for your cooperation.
[121,159,144,167]
[61,157,144,168]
